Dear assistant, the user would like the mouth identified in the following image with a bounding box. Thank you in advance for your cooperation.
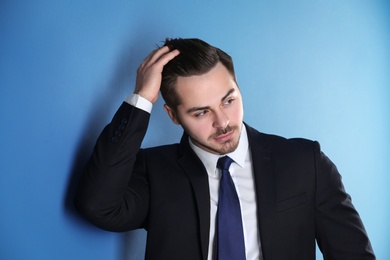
[213,129,234,143]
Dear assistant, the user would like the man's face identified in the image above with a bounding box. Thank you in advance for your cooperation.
[164,62,244,155]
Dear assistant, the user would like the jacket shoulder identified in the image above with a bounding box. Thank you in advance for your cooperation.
[246,124,320,154]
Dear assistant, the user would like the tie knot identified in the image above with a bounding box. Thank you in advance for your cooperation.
[217,156,233,171]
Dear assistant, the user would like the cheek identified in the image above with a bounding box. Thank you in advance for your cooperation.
[230,103,244,122]
[191,120,212,135]
[182,118,213,138]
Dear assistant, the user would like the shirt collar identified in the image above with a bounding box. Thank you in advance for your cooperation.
[189,124,249,177]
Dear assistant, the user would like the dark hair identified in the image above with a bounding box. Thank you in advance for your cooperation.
[160,38,236,109]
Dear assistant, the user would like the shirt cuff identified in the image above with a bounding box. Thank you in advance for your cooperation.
[125,94,153,113]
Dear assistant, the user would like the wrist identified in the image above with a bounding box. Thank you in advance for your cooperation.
[135,90,158,104]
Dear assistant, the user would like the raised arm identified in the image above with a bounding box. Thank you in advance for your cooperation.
[74,46,179,231]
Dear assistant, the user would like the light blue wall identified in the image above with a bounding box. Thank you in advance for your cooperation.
[1,1,388,259]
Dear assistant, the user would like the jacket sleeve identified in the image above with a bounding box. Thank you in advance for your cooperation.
[314,142,375,259]
[74,102,151,232]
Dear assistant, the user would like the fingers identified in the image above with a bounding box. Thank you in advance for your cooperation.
[145,46,171,66]
[154,48,180,68]
[140,46,179,73]
[133,46,180,103]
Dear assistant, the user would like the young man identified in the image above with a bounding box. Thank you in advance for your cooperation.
[75,38,375,259]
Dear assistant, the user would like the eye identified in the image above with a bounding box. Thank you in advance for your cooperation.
[223,98,235,106]
[194,110,209,118]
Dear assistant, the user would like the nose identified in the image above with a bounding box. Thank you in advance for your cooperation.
[213,109,229,129]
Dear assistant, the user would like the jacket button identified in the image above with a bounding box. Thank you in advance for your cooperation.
[114,130,122,137]
[110,137,118,143]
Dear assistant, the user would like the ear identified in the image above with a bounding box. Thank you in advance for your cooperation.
[164,104,180,125]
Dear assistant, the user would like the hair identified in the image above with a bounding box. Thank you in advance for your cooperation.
[160,38,236,110]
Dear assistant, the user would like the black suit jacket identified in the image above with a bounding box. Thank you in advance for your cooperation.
[75,102,375,259]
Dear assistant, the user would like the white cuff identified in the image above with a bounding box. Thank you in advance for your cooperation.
[125,94,153,113]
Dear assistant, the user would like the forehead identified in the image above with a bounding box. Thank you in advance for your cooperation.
[175,62,238,107]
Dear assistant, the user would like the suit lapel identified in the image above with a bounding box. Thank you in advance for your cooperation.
[246,124,276,259]
[177,133,210,260]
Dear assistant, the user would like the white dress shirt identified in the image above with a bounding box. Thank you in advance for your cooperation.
[126,94,262,259]
[190,125,261,260]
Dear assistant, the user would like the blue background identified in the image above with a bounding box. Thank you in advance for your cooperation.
[0,1,389,259]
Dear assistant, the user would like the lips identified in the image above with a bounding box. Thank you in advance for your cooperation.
[213,130,234,143]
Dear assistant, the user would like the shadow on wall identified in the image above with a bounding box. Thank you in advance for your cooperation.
[63,32,170,259]
[64,35,138,224]
[121,229,147,260]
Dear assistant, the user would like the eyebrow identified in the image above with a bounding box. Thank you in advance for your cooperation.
[221,88,235,102]
[186,88,236,114]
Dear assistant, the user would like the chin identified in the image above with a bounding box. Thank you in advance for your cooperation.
[213,140,240,155]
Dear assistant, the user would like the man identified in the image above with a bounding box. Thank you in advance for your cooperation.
[75,38,375,259]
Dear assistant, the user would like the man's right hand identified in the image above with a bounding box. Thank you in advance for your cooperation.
[134,46,180,104]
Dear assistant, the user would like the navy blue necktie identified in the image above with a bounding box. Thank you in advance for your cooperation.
[216,156,246,260]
